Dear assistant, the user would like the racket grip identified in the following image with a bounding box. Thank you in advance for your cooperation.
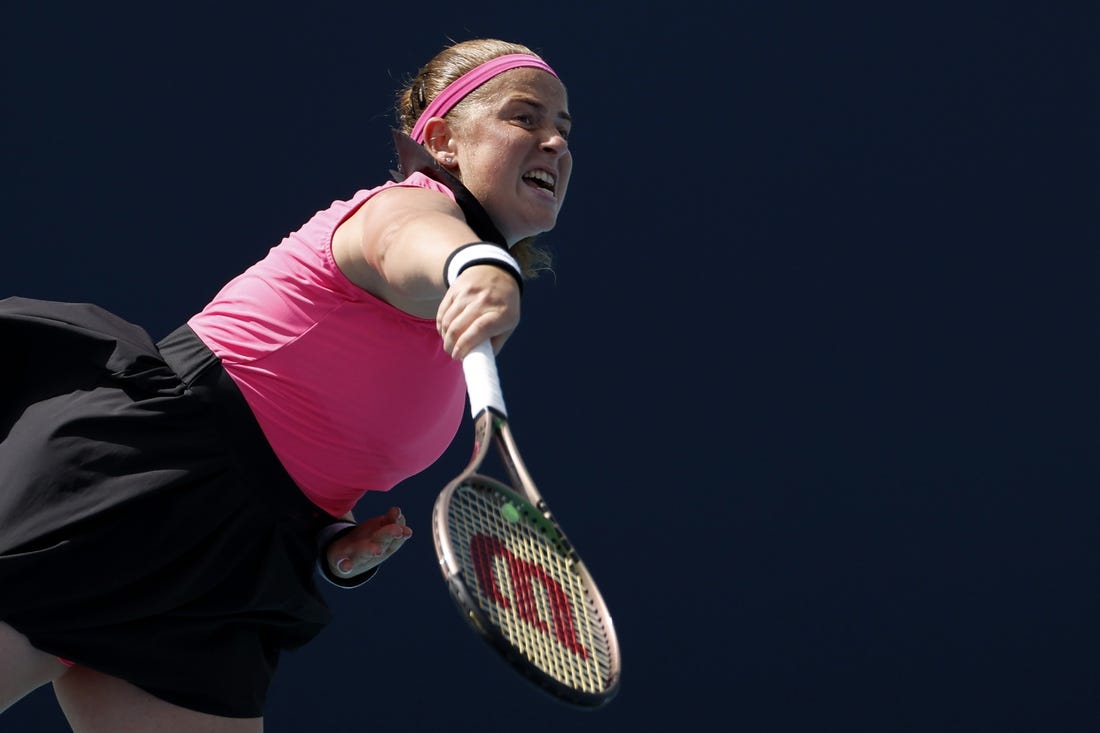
[462,340,507,418]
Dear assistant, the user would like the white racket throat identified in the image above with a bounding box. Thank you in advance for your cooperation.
[462,341,507,419]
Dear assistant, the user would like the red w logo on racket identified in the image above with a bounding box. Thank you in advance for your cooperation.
[469,534,590,659]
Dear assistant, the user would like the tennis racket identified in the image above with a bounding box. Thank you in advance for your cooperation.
[431,341,621,707]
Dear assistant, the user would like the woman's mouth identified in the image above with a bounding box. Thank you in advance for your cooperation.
[522,169,557,197]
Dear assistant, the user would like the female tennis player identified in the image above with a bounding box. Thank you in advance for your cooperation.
[0,37,571,731]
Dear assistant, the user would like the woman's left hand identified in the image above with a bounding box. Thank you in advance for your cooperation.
[326,507,413,577]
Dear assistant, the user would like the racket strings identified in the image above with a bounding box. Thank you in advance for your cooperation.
[449,482,615,694]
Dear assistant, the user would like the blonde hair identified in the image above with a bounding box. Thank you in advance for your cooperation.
[397,39,556,278]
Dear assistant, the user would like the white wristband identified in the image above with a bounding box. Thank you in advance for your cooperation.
[444,242,523,291]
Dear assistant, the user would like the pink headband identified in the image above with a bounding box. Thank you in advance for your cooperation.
[410,53,559,143]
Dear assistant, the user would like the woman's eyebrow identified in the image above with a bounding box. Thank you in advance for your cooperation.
[510,96,572,124]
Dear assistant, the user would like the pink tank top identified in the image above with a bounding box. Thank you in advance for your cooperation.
[188,173,466,517]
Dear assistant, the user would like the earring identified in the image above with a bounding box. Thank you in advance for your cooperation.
[444,156,455,165]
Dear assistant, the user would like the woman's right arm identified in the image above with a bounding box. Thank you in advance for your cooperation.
[331,186,521,359]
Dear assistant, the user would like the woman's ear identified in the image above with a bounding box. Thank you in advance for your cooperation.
[423,118,458,168]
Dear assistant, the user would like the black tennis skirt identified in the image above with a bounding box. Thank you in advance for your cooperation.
[0,297,336,718]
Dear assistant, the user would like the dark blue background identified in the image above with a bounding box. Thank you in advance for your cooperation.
[3,2,1097,731]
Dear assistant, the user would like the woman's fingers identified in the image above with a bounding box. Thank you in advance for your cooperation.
[331,509,412,575]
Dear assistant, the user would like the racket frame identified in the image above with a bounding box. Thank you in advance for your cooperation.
[432,404,621,707]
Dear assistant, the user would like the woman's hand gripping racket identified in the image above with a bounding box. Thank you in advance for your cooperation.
[432,341,621,707]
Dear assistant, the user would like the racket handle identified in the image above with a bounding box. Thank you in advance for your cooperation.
[462,340,507,418]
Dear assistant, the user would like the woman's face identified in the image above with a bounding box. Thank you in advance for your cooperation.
[447,69,572,245]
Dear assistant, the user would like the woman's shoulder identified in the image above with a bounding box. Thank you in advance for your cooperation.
[366,172,457,202]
